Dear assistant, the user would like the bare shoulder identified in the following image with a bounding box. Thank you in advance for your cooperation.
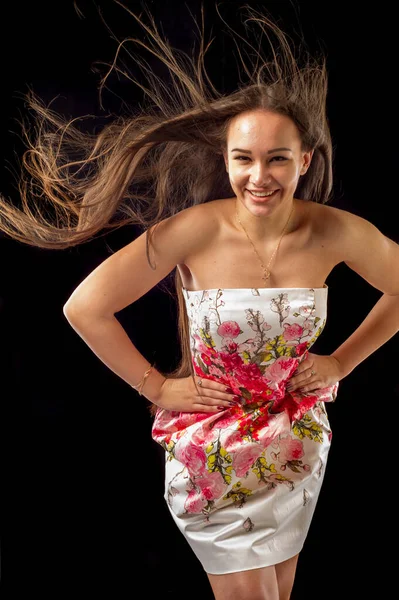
[304,200,354,234]
[311,201,392,247]
[150,201,218,258]
[64,202,218,317]
[306,200,387,244]
[308,201,399,294]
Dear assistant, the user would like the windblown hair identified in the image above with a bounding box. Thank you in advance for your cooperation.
[0,2,333,391]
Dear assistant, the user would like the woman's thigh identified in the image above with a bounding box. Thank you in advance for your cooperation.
[207,564,279,600]
[275,554,300,600]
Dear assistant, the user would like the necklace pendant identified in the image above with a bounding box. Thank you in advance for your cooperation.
[262,270,271,281]
[236,202,294,287]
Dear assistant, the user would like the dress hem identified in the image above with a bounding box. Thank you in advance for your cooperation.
[202,542,305,575]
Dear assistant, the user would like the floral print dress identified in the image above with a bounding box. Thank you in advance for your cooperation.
[152,286,337,574]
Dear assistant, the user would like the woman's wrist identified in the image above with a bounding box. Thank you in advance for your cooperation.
[132,366,166,403]
[330,351,354,378]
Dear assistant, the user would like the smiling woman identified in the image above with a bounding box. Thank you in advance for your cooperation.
[224,111,314,239]
[0,2,398,599]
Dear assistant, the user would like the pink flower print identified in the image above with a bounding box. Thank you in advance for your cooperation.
[225,341,238,353]
[211,411,240,431]
[289,392,319,422]
[313,384,339,404]
[191,420,221,446]
[237,338,257,353]
[271,294,290,323]
[201,352,213,366]
[184,489,208,514]
[195,470,226,501]
[232,443,262,477]
[269,386,319,423]
[262,321,272,331]
[283,322,304,341]
[152,409,207,445]
[153,409,180,434]
[221,350,245,372]
[264,357,296,385]
[299,304,314,317]
[220,429,243,453]
[256,427,280,450]
[193,334,211,354]
[256,412,290,449]
[217,320,242,339]
[271,437,280,450]
[245,310,266,332]
[174,412,206,430]
[175,440,207,476]
[210,353,226,368]
[312,403,324,419]
[295,341,308,356]
[278,435,304,462]
[236,362,263,390]
[250,391,274,404]
[207,364,226,379]
[302,319,313,336]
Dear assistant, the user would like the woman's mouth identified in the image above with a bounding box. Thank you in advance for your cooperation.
[246,189,279,202]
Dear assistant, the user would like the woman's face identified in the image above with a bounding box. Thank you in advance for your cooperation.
[223,109,313,217]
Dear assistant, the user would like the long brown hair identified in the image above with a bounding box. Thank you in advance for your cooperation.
[0,3,333,390]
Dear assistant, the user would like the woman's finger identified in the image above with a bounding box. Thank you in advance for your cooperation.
[195,378,239,402]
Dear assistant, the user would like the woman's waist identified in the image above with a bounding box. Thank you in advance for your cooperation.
[152,382,337,445]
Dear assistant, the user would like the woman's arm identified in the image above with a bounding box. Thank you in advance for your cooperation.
[331,292,399,377]
[63,204,213,402]
[288,208,399,392]
[330,210,399,375]
[63,312,167,402]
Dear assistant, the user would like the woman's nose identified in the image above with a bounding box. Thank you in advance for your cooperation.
[249,163,271,186]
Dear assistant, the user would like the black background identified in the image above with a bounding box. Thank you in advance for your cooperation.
[0,1,398,598]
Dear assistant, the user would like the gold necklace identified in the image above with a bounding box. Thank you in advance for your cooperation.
[235,202,294,283]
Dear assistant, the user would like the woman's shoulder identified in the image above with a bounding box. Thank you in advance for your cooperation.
[168,199,226,235]
[305,199,396,269]
[308,200,398,293]
[148,201,220,261]
[154,201,217,228]
[305,199,371,238]
[167,201,221,231]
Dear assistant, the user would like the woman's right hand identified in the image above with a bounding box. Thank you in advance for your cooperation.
[154,376,239,412]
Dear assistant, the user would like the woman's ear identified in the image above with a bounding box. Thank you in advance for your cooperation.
[300,149,314,175]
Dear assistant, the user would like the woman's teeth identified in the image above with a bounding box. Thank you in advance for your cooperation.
[248,190,276,197]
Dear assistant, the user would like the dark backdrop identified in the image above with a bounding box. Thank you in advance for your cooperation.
[0,1,397,598]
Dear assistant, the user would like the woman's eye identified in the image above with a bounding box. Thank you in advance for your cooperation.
[233,155,288,162]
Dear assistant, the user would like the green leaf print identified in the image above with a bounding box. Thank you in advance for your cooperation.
[293,415,323,443]
[223,481,254,507]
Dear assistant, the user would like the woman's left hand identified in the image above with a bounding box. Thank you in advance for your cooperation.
[286,352,344,394]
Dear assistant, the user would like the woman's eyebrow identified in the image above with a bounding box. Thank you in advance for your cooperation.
[230,147,293,154]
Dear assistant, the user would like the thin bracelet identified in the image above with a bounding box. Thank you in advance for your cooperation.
[132,364,154,396]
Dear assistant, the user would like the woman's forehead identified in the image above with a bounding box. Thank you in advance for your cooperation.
[227,111,300,145]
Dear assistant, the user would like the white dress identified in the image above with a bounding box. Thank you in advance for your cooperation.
[152,287,337,574]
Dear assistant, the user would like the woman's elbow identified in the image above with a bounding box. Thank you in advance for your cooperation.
[63,300,81,323]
